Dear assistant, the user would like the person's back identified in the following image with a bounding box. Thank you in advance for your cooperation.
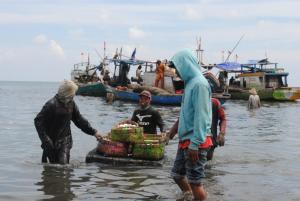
[248,88,261,109]
[155,60,165,88]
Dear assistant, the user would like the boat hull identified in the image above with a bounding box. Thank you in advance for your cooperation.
[76,82,108,97]
[113,89,230,105]
[229,87,300,101]
[114,90,182,105]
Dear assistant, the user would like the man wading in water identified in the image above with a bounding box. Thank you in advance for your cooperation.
[168,49,212,201]
[34,80,102,164]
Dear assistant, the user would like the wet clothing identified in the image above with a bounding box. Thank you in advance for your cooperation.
[171,148,208,185]
[34,94,97,164]
[170,49,212,150]
[211,98,226,147]
[248,94,261,109]
[131,106,164,134]
[207,98,227,161]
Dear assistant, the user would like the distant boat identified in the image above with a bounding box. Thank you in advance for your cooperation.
[112,88,229,105]
[71,61,108,97]
[111,87,182,105]
[214,59,300,101]
[76,82,107,97]
[105,55,230,105]
[71,48,230,104]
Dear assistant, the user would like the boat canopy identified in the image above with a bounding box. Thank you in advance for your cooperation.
[107,58,147,66]
[215,62,241,71]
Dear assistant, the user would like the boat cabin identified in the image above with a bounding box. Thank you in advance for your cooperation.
[237,59,288,89]
[216,59,289,90]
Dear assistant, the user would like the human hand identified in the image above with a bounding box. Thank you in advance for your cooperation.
[217,132,225,146]
[167,130,177,140]
[187,148,199,164]
[94,132,103,141]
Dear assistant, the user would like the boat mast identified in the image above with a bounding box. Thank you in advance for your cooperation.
[225,34,245,62]
[196,36,204,65]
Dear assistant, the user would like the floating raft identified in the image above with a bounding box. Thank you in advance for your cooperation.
[85,148,164,166]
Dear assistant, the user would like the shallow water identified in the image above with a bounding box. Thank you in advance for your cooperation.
[0,81,299,201]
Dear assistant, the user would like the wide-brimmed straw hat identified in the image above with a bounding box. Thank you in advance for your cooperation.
[249,88,257,95]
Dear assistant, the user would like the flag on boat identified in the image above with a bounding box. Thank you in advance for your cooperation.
[130,48,136,60]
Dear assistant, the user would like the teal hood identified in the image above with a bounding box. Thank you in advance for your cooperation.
[171,49,212,150]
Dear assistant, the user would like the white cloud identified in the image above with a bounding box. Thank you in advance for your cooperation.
[33,34,48,45]
[68,29,85,40]
[0,49,15,63]
[184,5,203,20]
[49,40,65,58]
[128,27,145,39]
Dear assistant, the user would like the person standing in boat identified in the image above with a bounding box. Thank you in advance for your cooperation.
[168,49,212,201]
[123,90,164,134]
[154,60,165,89]
[248,88,261,109]
[136,65,143,84]
[34,80,103,164]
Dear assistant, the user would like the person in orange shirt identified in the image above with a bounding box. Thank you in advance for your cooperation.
[154,60,165,88]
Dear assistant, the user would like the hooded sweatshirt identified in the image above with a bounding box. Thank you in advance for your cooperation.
[170,49,212,150]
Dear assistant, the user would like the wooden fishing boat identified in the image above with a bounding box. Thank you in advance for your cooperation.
[76,82,108,97]
[215,59,300,101]
[71,61,109,97]
[111,87,229,105]
[112,87,182,105]
[105,57,230,105]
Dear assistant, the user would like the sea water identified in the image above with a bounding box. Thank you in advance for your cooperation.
[0,81,299,201]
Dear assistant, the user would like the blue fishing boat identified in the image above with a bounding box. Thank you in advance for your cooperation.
[112,88,182,105]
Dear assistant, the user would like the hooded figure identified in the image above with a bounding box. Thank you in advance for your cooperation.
[169,49,212,201]
[34,80,102,164]
[171,49,212,149]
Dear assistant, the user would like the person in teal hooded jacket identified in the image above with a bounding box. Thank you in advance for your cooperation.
[169,49,212,201]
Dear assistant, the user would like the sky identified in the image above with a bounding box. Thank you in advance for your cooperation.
[1,0,300,86]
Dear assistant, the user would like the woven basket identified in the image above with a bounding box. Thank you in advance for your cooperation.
[111,126,143,143]
[132,142,165,161]
[97,137,128,157]
[143,133,167,143]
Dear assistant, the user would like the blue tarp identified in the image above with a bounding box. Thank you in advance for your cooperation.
[107,58,146,65]
[216,62,241,71]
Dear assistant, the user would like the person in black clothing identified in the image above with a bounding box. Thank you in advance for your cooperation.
[34,80,103,164]
[130,90,164,134]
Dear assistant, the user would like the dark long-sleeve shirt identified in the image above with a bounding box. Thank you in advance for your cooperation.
[131,106,164,134]
[34,95,97,149]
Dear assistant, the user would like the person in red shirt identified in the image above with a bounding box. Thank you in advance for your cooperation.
[168,98,226,161]
[206,98,226,161]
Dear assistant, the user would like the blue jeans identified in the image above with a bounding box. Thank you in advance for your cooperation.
[171,148,207,185]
